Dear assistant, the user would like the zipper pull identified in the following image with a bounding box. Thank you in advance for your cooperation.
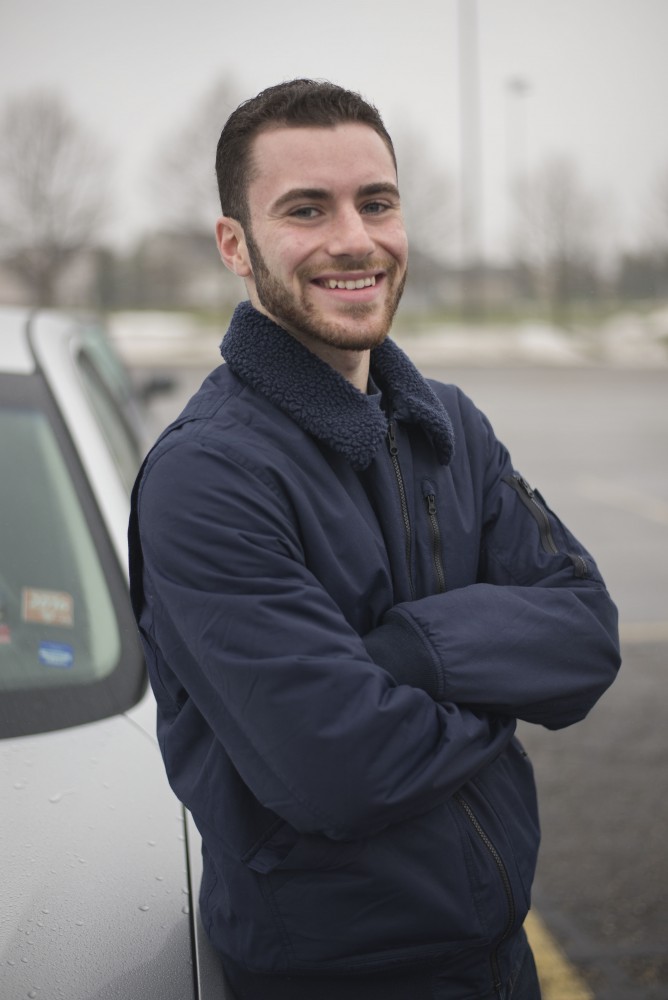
[426,494,437,516]
[515,473,535,499]
[387,420,398,456]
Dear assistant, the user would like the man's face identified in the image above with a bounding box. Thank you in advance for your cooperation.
[239,123,408,355]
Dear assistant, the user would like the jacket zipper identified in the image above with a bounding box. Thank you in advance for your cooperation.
[424,488,447,593]
[387,419,415,599]
[455,792,515,997]
[503,473,589,578]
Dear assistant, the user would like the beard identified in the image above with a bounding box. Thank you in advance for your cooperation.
[244,229,406,353]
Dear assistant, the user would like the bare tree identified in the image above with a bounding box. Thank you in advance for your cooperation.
[390,126,456,310]
[511,155,604,318]
[656,167,668,242]
[629,164,668,299]
[150,76,242,235]
[641,165,668,258]
[0,91,110,306]
[143,76,245,312]
[393,126,456,265]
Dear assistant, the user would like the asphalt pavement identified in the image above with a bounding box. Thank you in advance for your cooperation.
[130,346,668,1000]
[438,364,667,1000]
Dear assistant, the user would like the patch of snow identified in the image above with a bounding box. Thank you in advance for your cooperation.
[108,312,223,366]
[106,309,668,370]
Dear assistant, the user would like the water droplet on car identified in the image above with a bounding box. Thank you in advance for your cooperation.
[139,905,150,912]
[181,905,190,915]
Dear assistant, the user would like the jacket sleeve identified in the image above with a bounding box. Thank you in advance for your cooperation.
[132,435,515,842]
[363,401,621,730]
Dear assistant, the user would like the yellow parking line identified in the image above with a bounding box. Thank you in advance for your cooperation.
[525,911,593,1000]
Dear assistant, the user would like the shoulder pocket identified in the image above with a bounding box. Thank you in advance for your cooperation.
[502,473,589,578]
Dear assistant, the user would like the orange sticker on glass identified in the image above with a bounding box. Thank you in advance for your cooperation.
[22,588,74,627]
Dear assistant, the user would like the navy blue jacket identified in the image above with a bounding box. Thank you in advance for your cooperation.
[129,302,620,998]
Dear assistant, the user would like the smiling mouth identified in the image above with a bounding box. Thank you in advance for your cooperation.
[317,275,378,290]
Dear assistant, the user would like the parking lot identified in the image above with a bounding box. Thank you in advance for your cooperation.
[431,364,668,1000]
[131,343,668,1000]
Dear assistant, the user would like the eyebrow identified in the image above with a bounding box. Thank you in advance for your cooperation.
[271,181,400,212]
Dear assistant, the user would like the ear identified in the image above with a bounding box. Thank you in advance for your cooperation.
[215,216,252,277]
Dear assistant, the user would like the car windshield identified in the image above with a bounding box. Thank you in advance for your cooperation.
[0,407,120,688]
[0,372,145,738]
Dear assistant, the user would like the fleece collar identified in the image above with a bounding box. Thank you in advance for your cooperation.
[220,301,454,471]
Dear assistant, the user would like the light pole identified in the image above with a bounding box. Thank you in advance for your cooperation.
[505,77,531,256]
[457,0,484,315]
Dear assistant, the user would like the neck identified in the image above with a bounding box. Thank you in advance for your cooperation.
[294,339,371,392]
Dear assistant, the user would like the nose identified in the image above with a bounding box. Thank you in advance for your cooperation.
[326,206,376,259]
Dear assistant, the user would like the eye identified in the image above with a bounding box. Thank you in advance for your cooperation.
[361,201,391,215]
[289,206,321,220]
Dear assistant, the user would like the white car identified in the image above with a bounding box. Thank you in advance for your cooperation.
[0,309,234,999]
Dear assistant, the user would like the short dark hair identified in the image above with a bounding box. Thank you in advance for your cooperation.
[215,78,397,227]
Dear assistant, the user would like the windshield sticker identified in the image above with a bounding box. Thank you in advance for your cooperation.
[39,641,75,669]
[22,588,74,627]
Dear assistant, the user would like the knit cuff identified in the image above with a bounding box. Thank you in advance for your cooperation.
[362,611,442,699]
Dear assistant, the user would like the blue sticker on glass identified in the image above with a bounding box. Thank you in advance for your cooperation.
[39,641,74,669]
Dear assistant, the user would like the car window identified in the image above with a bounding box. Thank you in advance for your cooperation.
[76,347,144,493]
[0,373,145,738]
[80,322,135,402]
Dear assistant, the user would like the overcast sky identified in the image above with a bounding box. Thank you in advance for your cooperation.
[2,0,667,260]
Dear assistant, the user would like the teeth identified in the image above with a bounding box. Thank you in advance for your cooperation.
[325,275,376,290]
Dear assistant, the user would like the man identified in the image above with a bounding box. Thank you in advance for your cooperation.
[129,79,620,1000]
